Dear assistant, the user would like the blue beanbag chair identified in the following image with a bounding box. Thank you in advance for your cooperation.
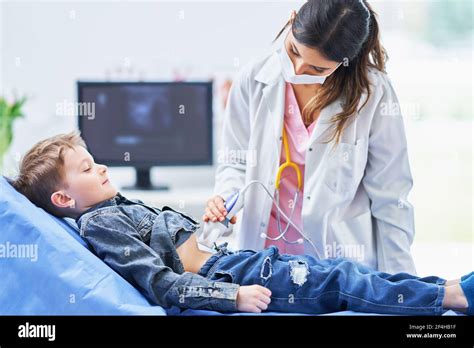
[0,175,166,315]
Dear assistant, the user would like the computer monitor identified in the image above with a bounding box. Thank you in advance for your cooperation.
[77,81,213,190]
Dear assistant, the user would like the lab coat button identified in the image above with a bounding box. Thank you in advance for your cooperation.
[306,196,311,200]
[308,147,313,151]
[260,222,266,228]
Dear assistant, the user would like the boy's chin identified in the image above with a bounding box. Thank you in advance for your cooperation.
[107,186,118,197]
[99,183,118,200]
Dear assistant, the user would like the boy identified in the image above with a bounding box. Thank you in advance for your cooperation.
[11,132,473,315]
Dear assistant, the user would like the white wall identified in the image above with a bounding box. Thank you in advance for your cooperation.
[1,0,305,184]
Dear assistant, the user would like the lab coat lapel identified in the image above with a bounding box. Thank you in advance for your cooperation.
[307,100,344,148]
[255,51,286,146]
[263,82,285,143]
[308,86,369,147]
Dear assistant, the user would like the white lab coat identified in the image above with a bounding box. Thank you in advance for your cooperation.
[214,51,417,274]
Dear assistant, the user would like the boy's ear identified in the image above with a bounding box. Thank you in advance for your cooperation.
[51,191,75,209]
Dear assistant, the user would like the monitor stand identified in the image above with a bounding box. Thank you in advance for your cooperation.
[122,167,169,191]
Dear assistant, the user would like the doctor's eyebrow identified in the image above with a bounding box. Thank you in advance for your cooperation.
[291,42,331,70]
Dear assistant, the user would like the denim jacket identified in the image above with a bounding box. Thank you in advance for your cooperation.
[75,193,239,312]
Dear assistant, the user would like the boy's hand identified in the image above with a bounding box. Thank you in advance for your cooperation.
[236,285,272,313]
[203,195,237,224]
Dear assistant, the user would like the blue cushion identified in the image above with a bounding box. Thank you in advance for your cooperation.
[0,176,166,315]
[2,176,461,316]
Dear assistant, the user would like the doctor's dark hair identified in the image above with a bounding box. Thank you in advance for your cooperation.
[274,0,387,144]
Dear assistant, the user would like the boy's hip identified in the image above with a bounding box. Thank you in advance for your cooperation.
[198,245,333,285]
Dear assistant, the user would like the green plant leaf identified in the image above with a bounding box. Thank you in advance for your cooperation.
[9,97,27,119]
[0,95,27,161]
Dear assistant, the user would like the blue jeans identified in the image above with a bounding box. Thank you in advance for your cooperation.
[198,245,446,315]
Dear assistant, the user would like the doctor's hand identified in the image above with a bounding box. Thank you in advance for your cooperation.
[236,285,272,313]
[202,195,237,224]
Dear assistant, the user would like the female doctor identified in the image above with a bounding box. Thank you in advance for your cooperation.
[203,0,417,274]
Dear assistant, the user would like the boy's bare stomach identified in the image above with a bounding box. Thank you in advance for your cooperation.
[176,234,214,273]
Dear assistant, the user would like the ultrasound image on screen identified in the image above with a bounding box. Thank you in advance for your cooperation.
[79,83,212,165]
[124,86,173,132]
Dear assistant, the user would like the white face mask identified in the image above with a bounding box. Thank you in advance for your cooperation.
[278,40,342,85]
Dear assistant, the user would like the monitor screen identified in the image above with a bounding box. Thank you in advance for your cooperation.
[77,82,213,166]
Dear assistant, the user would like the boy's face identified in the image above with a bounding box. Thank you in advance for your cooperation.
[52,145,118,215]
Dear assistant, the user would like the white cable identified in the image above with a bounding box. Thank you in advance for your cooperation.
[273,190,299,243]
[240,180,323,260]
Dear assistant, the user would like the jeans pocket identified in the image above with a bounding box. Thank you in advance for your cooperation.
[324,138,367,194]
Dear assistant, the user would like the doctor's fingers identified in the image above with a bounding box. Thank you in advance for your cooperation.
[206,199,225,220]
[213,196,227,214]
[203,212,237,224]
[204,206,223,222]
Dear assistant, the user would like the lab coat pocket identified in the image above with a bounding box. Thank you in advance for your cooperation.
[331,210,373,245]
[328,210,374,264]
[326,210,377,269]
[324,138,367,194]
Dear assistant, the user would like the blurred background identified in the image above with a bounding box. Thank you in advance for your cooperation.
[1,0,472,279]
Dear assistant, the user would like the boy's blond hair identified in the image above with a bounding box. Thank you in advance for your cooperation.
[12,131,86,217]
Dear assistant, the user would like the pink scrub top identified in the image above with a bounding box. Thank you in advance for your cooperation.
[264,82,316,254]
